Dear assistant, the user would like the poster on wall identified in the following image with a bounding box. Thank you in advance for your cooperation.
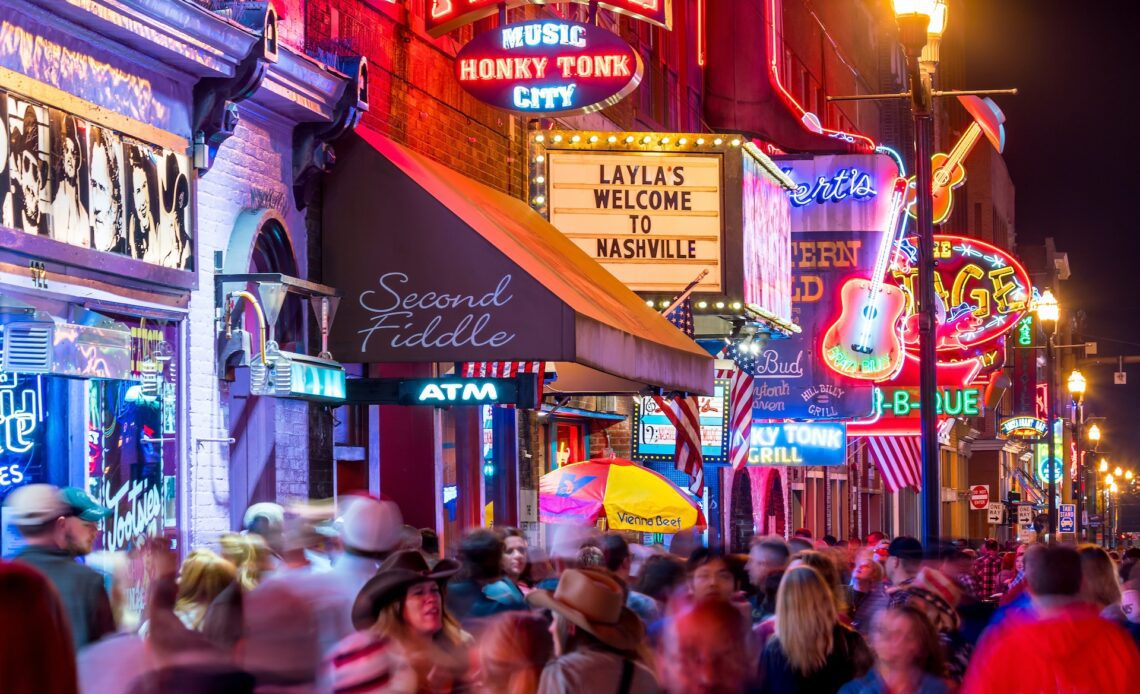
[742,148,792,322]
[633,379,729,463]
[0,88,194,271]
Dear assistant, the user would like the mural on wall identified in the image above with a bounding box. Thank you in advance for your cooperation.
[0,89,193,270]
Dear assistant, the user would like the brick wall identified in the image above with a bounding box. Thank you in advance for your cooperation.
[188,105,312,550]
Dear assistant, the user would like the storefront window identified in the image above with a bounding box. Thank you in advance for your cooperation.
[86,316,179,555]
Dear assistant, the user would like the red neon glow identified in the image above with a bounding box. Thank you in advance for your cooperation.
[765,0,876,151]
[697,0,706,67]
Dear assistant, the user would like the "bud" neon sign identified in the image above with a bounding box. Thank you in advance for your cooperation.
[455,20,643,116]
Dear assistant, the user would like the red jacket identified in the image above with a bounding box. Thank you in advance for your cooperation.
[963,602,1140,694]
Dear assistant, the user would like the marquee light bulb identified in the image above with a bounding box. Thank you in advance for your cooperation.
[696,301,707,309]
[713,138,724,146]
[532,195,545,205]
[660,137,671,145]
[641,135,652,143]
[645,300,655,307]
[678,137,688,146]
[731,301,743,310]
[608,135,618,143]
[588,135,598,143]
[625,136,635,143]
[696,138,706,145]
[535,154,545,163]
[534,134,545,143]
[715,301,725,309]
[731,138,741,147]
[552,134,563,143]
[534,175,545,184]
[570,135,581,143]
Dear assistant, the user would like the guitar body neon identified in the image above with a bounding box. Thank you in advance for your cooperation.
[904,150,966,225]
[821,279,907,381]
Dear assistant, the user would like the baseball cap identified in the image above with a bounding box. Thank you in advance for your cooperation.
[4,484,70,526]
[59,487,112,522]
[887,536,924,562]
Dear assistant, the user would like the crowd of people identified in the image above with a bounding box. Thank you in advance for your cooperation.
[3,482,1140,693]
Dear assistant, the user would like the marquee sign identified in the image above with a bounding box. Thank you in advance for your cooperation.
[999,416,1049,440]
[455,19,643,116]
[889,235,1031,357]
[748,421,846,466]
[427,1,672,37]
[545,144,724,292]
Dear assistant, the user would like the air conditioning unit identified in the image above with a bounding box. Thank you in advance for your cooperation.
[0,311,132,379]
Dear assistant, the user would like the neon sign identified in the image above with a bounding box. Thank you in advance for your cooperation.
[415,381,497,404]
[999,416,1049,440]
[873,386,981,418]
[455,20,643,115]
[427,1,672,37]
[748,422,846,466]
[784,167,878,207]
[890,235,1031,357]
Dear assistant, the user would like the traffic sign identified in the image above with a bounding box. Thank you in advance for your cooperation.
[969,485,990,510]
[987,502,1004,524]
[1017,505,1034,527]
[1059,504,1076,533]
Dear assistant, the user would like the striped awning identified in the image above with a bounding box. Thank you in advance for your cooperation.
[864,436,922,493]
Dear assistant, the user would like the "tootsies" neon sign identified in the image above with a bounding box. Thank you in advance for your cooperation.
[455,20,643,115]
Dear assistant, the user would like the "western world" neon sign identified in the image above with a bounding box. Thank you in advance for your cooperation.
[455,20,643,115]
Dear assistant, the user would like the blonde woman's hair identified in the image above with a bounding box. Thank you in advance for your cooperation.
[175,549,237,629]
[218,532,268,591]
[479,612,553,694]
[775,565,839,674]
[1079,544,1122,608]
[792,550,847,614]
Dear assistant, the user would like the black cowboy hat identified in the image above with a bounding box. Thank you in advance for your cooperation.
[351,550,459,630]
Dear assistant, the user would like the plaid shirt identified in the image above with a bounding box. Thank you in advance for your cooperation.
[973,552,1003,598]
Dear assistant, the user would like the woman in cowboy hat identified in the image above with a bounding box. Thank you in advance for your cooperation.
[327,550,470,693]
[526,568,659,693]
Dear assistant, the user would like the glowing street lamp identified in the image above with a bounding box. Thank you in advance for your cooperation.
[1035,290,1060,325]
[1100,459,1110,473]
[1068,370,1087,397]
[893,0,950,550]
[1115,466,1124,477]
[1127,470,1135,481]
[1105,474,1114,487]
[1088,423,1101,443]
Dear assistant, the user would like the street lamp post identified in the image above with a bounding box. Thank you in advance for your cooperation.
[1088,423,1101,542]
[1068,369,1086,538]
[1036,290,1060,536]
[893,0,948,550]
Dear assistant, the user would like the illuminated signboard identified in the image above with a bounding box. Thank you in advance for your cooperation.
[784,167,878,207]
[874,386,982,418]
[633,380,729,463]
[402,379,511,405]
[748,422,846,466]
[545,145,724,293]
[0,373,44,494]
[288,361,347,402]
[454,20,643,116]
[1034,418,1063,484]
[743,148,793,323]
[427,1,672,37]
[999,416,1049,440]
[889,235,1031,358]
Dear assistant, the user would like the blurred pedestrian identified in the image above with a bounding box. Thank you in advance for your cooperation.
[687,548,737,603]
[0,560,78,694]
[787,537,813,557]
[421,528,441,568]
[600,533,659,623]
[5,484,115,650]
[476,612,554,694]
[170,549,237,631]
[219,532,271,592]
[791,550,847,616]
[331,549,466,692]
[972,540,1002,599]
[577,544,605,569]
[527,568,658,693]
[501,527,534,592]
[657,598,751,694]
[756,565,872,693]
[996,551,1017,593]
[243,502,286,568]
[240,580,324,692]
[997,543,1030,608]
[746,537,790,622]
[447,529,528,629]
[884,537,923,608]
[865,532,886,547]
[839,605,949,694]
[1080,544,1126,620]
[634,554,687,617]
[848,550,888,636]
[963,544,1140,693]
[896,567,970,682]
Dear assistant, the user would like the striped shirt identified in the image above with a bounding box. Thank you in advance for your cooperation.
[326,631,417,694]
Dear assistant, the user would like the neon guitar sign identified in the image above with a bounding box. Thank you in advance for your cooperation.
[820,177,908,381]
[905,96,1006,224]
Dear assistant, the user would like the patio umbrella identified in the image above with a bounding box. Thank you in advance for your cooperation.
[538,457,705,533]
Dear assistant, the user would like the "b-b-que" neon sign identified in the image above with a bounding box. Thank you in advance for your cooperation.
[455,20,643,115]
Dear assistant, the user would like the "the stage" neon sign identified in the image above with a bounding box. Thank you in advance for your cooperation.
[455,20,643,115]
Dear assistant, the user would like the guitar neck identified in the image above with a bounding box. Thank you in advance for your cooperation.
[865,181,907,295]
[941,123,982,171]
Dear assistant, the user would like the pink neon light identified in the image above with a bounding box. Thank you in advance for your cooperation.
[697,0,706,67]
[765,0,876,151]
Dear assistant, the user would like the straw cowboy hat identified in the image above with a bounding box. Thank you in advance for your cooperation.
[526,568,645,652]
[352,550,459,630]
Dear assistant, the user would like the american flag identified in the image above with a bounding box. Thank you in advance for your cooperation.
[655,297,705,495]
[864,435,922,493]
[459,361,545,407]
[716,349,756,471]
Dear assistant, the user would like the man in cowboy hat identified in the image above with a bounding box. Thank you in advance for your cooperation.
[527,568,659,693]
[5,103,48,235]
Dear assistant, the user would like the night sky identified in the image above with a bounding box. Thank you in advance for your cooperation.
[964,0,1140,468]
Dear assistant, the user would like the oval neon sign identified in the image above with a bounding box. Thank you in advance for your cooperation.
[455,20,643,116]
[889,234,1032,355]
